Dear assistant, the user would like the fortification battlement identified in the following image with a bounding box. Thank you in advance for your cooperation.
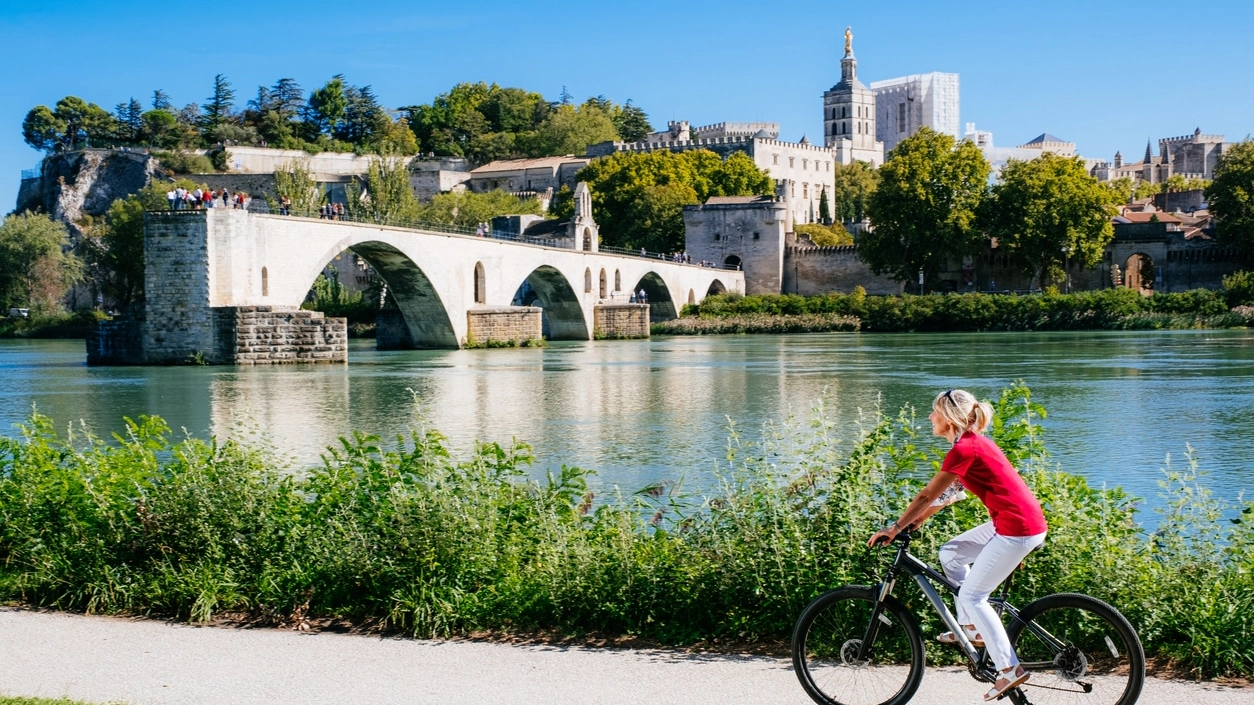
[609,133,834,156]
[788,244,860,256]
[690,121,780,137]
[1161,132,1224,145]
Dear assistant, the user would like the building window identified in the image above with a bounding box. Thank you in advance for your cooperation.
[802,159,808,170]
[898,103,906,133]
[753,232,760,240]
[584,268,592,293]
[474,262,486,304]
[773,154,779,165]
[789,157,795,167]
[261,267,268,297]
[714,233,721,241]
[826,161,830,171]
[803,183,808,198]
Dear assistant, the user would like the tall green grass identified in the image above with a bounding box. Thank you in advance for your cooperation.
[0,384,1250,678]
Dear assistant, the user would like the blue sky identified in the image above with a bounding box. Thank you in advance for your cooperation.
[3,0,1252,212]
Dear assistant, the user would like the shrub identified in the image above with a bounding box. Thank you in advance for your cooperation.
[153,151,215,174]
[0,384,1251,677]
[1223,270,1254,307]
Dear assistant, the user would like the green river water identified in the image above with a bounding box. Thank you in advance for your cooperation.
[2,329,1252,515]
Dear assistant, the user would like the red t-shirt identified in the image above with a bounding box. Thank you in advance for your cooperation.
[941,432,1047,536]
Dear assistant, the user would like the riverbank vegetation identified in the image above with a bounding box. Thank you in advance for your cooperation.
[669,283,1254,335]
[0,384,1250,678]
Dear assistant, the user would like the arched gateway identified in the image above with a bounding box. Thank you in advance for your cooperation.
[130,209,743,364]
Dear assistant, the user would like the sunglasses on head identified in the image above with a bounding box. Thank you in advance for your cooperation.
[943,389,955,405]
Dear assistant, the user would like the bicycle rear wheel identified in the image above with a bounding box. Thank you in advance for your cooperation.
[792,586,925,705]
[1007,592,1145,705]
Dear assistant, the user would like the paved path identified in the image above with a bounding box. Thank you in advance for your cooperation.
[1,607,1250,705]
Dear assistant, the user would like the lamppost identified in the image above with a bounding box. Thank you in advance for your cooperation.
[1063,245,1071,294]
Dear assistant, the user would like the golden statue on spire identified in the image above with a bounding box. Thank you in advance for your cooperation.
[844,26,853,56]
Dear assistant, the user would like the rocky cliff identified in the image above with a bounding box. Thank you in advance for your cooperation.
[14,149,161,234]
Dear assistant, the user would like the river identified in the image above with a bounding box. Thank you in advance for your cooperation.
[2,330,1253,517]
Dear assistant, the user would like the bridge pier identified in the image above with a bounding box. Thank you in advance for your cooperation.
[593,304,650,339]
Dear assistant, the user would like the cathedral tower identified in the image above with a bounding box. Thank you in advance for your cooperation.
[823,27,883,165]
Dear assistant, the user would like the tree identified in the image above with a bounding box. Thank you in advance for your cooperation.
[526,103,618,156]
[818,186,832,225]
[151,89,173,112]
[613,101,652,142]
[0,212,83,313]
[419,190,543,229]
[345,158,421,223]
[795,222,853,246]
[573,148,774,251]
[22,96,115,152]
[1207,139,1254,260]
[272,160,323,215]
[862,127,989,286]
[114,98,144,143]
[22,105,64,152]
[338,84,390,145]
[308,76,348,136]
[203,74,236,127]
[982,153,1119,287]
[830,160,879,222]
[140,109,183,148]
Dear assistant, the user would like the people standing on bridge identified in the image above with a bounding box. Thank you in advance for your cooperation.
[640,247,646,257]
[637,288,647,304]
[166,189,176,210]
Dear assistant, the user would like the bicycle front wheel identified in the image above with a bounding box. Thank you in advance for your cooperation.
[1007,592,1145,705]
[791,586,925,705]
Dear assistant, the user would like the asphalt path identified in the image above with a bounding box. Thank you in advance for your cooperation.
[1,607,1250,704]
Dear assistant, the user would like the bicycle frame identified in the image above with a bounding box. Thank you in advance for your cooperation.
[861,532,1044,684]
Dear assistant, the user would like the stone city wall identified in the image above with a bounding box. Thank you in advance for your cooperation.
[783,246,904,295]
[466,307,542,346]
[594,304,650,339]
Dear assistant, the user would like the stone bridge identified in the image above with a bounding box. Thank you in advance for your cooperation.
[132,209,742,363]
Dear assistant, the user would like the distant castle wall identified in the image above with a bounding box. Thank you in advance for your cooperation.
[783,245,903,295]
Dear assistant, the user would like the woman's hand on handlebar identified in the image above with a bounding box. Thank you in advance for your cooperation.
[867,522,901,548]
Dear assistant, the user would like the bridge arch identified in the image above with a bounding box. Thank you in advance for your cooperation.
[336,240,457,348]
[632,271,678,322]
[707,279,727,296]
[515,265,589,340]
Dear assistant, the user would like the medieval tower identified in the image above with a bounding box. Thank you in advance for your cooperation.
[823,27,884,165]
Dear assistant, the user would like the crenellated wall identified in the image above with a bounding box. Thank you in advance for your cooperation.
[783,245,903,295]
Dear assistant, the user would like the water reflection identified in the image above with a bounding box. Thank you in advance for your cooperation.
[1,331,1253,515]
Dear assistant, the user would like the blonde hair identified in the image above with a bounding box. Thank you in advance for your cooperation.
[933,388,994,436]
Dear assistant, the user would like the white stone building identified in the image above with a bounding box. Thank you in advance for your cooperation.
[870,72,960,155]
[822,29,885,166]
[588,126,839,226]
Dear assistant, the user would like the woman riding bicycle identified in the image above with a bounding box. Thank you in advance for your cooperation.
[868,389,1048,701]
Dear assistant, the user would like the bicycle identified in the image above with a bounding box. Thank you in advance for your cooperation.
[791,529,1145,705]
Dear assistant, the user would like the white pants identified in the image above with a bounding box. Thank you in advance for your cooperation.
[939,522,1046,671]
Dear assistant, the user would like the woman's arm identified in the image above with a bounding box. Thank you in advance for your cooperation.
[867,471,960,547]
